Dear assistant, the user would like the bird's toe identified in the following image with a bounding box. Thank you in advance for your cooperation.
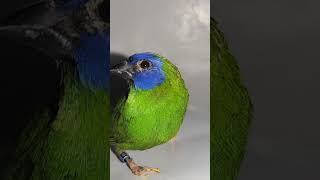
[131,166,160,176]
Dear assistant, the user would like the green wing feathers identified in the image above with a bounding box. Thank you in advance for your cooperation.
[4,63,109,180]
[211,18,253,180]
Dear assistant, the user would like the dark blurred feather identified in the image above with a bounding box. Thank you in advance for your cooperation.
[0,36,63,177]
[211,18,253,180]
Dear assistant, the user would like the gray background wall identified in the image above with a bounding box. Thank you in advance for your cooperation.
[212,0,320,179]
[111,0,210,179]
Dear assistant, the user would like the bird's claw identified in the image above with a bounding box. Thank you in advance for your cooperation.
[130,165,160,176]
[126,159,160,176]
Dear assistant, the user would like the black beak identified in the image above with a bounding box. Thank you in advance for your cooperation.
[110,61,134,81]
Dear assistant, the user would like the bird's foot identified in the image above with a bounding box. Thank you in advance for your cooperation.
[127,159,160,176]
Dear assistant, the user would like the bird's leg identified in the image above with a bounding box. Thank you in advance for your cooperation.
[111,146,160,176]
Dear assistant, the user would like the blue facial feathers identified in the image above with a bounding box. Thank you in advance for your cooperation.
[129,53,166,90]
[74,32,109,90]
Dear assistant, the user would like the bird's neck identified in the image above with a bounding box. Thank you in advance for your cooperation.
[74,32,109,90]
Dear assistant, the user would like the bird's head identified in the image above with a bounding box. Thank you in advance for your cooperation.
[111,52,166,90]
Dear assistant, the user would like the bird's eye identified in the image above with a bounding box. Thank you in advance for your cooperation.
[138,60,151,69]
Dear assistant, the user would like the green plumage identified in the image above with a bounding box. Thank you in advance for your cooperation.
[111,55,189,152]
[5,63,109,180]
[211,18,253,180]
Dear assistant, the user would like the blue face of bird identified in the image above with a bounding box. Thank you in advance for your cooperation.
[111,53,166,90]
[74,33,109,90]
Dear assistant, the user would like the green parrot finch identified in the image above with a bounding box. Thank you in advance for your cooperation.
[110,52,189,176]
